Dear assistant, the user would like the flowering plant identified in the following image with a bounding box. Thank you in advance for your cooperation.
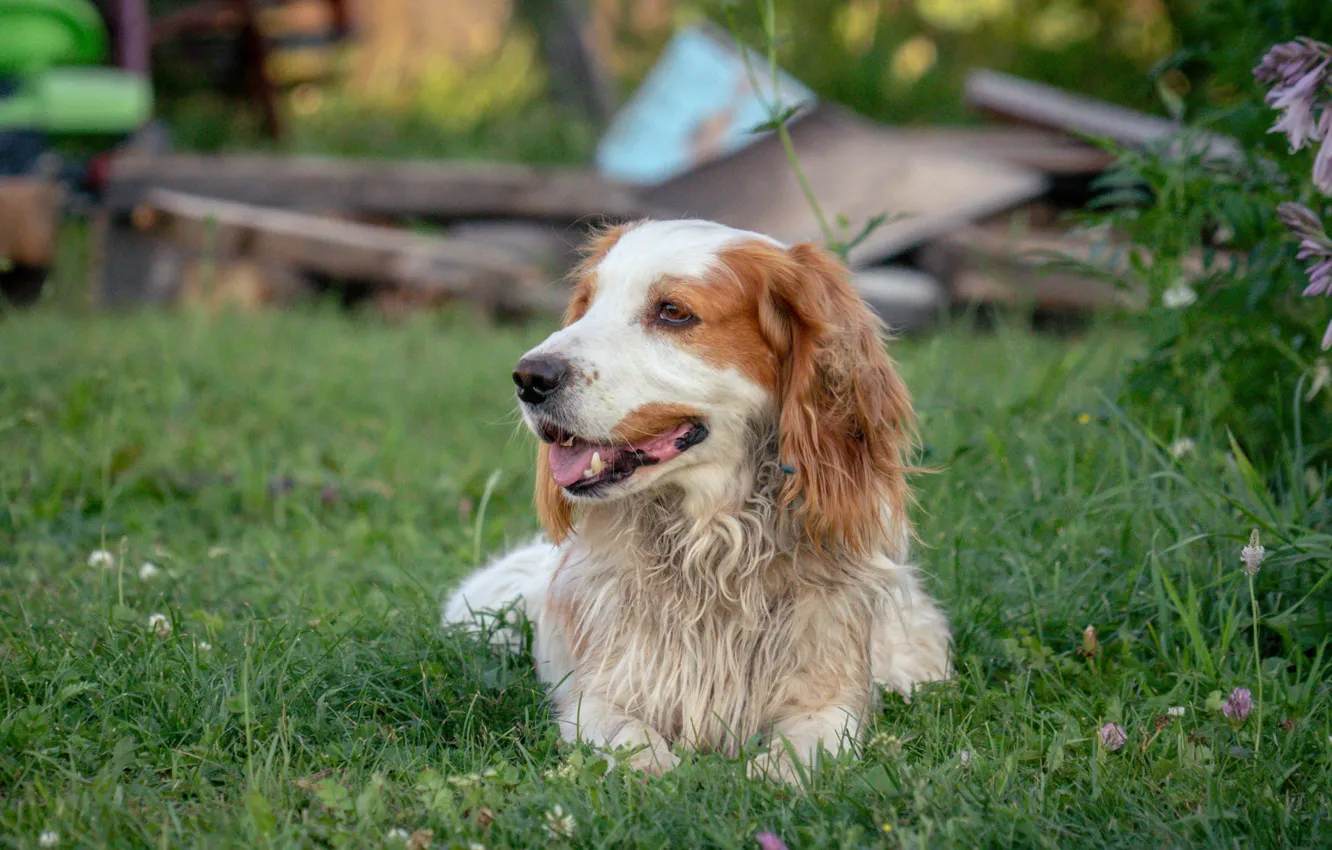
[1081,29,1332,468]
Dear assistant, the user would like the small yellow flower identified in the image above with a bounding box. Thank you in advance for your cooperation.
[1077,413,1092,425]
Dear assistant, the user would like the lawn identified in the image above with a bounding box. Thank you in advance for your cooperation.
[2,306,1330,848]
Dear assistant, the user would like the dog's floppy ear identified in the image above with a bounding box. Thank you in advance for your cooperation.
[765,242,915,555]
[535,443,575,543]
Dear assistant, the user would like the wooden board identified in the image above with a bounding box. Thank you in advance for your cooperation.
[105,190,570,313]
[964,70,1241,160]
[103,153,651,222]
[916,221,1137,312]
[595,24,818,185]
[642,106,1048,268]
[891,127,1113,176]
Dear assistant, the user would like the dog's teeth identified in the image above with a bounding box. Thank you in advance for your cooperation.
[582,467,596,479]
[560,435,575,447]
[590,452,604,474]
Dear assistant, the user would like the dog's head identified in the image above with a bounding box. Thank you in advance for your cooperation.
[513,220,914,554]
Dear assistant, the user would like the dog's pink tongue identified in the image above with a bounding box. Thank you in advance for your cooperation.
[548,442,600,488]
[546,422,696,488]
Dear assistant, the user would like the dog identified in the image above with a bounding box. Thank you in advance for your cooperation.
[443,220,950,780]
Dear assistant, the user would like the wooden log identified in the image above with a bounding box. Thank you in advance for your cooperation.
[964,69,1241,161]
[892,127,1114,176]
[103,153,650,222]
[116,189,568,313]
[916,222,1138,312]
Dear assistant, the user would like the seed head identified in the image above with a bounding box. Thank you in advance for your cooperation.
[1241,529,1265,576]
[1080,624,1099,658]
[88,549,115,570]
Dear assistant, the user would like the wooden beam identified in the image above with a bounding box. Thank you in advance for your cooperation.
[130,189,569,312]
[105,153,650,222]
[964,70,1241,160]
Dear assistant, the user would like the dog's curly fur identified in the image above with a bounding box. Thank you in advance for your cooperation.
[444,220,950,780]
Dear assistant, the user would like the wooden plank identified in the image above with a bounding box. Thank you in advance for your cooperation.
[125,189,568,313]
[893,127,1113,176]
[963,69,1241,160]
[104,153,651,222]
[642,106,1048,268]
[916,222,1137,312]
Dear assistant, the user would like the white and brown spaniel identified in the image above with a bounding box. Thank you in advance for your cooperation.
[443,219,950,780]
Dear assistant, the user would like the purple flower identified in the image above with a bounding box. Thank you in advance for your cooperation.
[1269,68,1326,151]
[1278,202,1332,347]
[1255,39,1332,86]
[1222,687,1254,723]
[1099,722,1127,751]
[1256,39,1332,152]
[756,832,789,850]
[1316,111,1332,194]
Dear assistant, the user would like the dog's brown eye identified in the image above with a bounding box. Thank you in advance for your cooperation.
[658,301,694,325]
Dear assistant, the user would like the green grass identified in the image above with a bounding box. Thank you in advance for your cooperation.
[2,307,1331,848]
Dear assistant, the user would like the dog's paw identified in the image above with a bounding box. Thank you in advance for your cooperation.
[746,751,805,785]
[621,741,680,776]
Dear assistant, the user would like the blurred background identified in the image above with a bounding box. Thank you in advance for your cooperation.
[0,0,1329,395]
[0,0,1268,321]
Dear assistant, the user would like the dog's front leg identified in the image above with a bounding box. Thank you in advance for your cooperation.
[556,694,679,775]
[750,701,864,784]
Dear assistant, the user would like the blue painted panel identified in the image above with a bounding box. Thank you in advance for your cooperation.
[596,26,817,186]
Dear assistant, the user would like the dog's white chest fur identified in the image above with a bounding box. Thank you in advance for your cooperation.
[547,549,872,754]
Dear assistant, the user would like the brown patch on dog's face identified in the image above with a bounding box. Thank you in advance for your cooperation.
[637,243,787,393]
[611,402,706,443]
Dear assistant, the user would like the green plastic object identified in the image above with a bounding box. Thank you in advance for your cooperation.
[0,68,152,132]
[0,0,107,72]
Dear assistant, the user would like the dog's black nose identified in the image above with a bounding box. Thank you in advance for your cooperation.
[513,355,571,405]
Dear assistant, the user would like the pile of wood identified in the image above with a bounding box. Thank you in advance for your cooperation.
[95,154,650,314]
[90,45,1203,325]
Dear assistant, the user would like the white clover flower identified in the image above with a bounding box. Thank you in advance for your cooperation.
[545,805,576,840]
[138,562,161,580]
[88,550,115,570]
[1162,285,1198,309]
[40,831,59,847]
[1167,706,1186,717]
[386,827,410,843]
[195,641,212,652]
[1241,529,1266,577]
[959,749,972,767]
[148,613,172,638]
[470,844,486,850]
[1169,438,1195,459]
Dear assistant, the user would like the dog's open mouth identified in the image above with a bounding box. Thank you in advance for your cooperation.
[539,419,709,493]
